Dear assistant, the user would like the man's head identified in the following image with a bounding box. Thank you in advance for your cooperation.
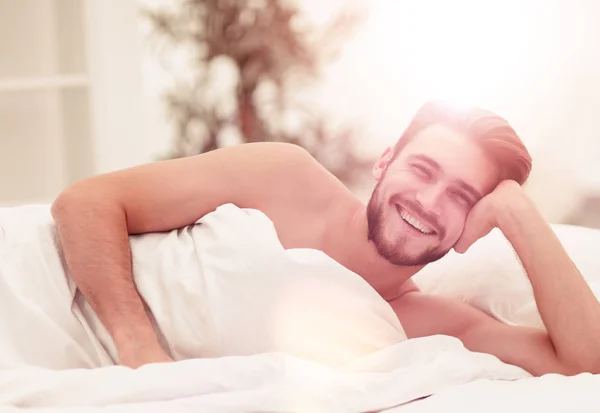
[367,100,532,266]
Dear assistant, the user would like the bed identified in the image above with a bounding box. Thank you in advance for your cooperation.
[0,204,598,412]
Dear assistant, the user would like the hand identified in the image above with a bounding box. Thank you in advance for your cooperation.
[454,180,525,254]
[117,339,174,369]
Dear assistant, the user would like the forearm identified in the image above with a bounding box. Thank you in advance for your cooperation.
[498,199,600,372]
[52,191,160,350]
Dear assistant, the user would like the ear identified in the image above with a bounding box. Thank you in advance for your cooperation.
[372,147,395,181]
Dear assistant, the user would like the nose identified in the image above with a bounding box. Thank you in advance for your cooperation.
[415,184,444,215]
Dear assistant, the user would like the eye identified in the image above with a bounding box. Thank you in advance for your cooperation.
[411,164,432,179]
[449,189,472,206]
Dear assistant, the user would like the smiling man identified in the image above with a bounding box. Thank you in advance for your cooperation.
[52,101,600,376]
[366,122,498,266]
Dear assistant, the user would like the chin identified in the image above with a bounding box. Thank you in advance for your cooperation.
[379,240,451,267]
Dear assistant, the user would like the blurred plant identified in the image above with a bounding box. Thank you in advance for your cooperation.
[142,0,374,185]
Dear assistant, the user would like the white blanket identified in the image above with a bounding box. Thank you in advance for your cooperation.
[0,203,594,412]
[81,203,409,367]
[0,337,530,412]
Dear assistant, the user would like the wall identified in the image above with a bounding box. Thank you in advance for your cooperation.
[0,1,65,203]
[84,0,171,174]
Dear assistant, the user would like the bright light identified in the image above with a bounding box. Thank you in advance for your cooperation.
[298,0,573,155]
[350,0,534,105]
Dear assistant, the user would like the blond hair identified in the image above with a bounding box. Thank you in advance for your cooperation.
[394,101,532,185]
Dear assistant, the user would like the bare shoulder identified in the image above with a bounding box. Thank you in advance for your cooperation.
[228,142,343,206]
[205,141,320,180]
[249,142,349,205]
[240,141,313,164]
[229,142,333,184]
[262,143,335,186]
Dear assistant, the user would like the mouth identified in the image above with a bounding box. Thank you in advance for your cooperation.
[394,204,438,236]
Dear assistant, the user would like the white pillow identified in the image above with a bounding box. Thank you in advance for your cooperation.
[412,224,600,329]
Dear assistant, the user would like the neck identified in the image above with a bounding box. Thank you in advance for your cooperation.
[325,201,424,300]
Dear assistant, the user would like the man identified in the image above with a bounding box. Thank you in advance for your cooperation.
[52,101,600,376]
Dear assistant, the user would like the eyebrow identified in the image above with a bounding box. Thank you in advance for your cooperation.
[409,154,483,200]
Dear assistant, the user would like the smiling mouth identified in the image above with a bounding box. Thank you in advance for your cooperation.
[395,204,437,235]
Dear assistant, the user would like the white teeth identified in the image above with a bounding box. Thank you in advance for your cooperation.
[400,210,433,234]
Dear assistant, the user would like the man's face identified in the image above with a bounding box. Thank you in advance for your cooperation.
[367,125,499,266]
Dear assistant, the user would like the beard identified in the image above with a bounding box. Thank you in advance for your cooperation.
[366,182,450,266]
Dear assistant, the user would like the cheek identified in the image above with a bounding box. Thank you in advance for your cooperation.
[379,175,417,202]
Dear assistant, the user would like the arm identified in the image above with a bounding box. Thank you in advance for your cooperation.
[400,180,600,376]
[490,181,600,374]
[394,292,574,376]
[51,142,314,367]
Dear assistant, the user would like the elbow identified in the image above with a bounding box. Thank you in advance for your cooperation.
[51,180,120,225]
[558,365,586,377]
[576,358,600,376]
[560,346,600,376]
[51,182,93,222]
[51,185,81,223]
[557,358,600,377]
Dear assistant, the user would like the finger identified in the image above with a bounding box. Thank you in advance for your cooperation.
[454,217,484,254]
[454,236,473,254]
[454,222,477,254]
[455,222,495,254]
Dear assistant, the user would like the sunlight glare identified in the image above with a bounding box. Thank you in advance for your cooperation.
[353,0,532,106]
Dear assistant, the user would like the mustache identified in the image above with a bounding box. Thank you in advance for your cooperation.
[393,197,446,237]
